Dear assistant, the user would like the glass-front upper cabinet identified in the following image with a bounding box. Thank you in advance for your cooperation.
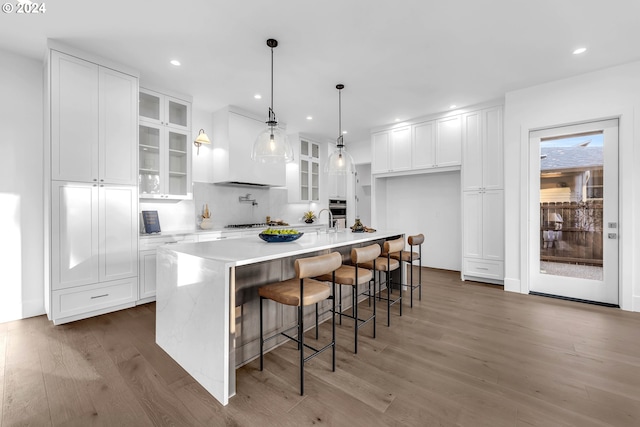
[167,130,189,197]
[138,88,192,199]
[299,139,320,202]
[139,88,190,131]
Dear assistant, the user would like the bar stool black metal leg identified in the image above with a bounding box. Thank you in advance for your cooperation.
[315,302,319,340]
[410,254,414,308]
[399,256,403,317]
[332,274,336,372]
[353,285,358,353]
[339,284,343,325]
[419,247,422,300]
[387,271,391,326]
[299,303,304,395]
[259,296,264,371]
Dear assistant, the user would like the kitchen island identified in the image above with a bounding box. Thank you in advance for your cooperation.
[156,229,402,405]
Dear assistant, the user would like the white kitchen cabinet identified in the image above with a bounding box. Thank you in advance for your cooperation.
[371,126,411,174]
[434,115,462,167]
[412,120,436,169]
[462,189,504,281]
[288,136,322,202]
[50,51,137,185]
[412,116,462,169]
[51,182,138,291]
[213,106,286,187]
[139,123,191,199]
[462,106,503,191]
[138,234,196,303]
[51,278,137,322]
[139,88,192,200]
[139,88,191,131]
[373,117,461,175]
[462,106,504,282]
[45,44,139,324]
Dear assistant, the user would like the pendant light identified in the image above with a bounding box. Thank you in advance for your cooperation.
[326,83,354,175]
[251,39,294,163]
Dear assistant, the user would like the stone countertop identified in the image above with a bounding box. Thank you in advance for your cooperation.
[139,222,329,238]
[157,229,402,267]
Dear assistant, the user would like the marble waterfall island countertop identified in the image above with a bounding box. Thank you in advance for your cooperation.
[155,229,403,406]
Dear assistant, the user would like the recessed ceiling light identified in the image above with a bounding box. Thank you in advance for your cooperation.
[394,118,401,122]
[573,47,587,55]
[306,116,313,120]
[254,94,262,99]
[449,104,457,109]
[170,59,181,66]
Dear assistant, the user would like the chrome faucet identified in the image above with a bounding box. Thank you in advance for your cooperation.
[239,193,258,206]
[317,208,334,232]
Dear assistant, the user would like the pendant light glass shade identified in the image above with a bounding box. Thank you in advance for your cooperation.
[252,39,294,164]
[327,136,354,175]
[252,115,293,163]
[326,84,354,175]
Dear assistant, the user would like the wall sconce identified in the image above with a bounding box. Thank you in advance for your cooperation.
[194,129,210,155]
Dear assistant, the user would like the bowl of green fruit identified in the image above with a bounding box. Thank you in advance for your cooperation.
[259,228,304,243]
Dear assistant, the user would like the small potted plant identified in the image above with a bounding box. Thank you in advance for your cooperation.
[303,211,316,224]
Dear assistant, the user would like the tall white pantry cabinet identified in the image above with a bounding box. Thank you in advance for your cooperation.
[461,106,504,283]
[45,45,139,324]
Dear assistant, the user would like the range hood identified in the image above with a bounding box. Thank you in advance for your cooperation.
[212,106,286,187]
[218,181,270,188]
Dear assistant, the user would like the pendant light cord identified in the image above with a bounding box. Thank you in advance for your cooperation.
[337,84,344,148]
[270,45,274,115]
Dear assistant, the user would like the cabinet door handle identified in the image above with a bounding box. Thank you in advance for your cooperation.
[91,293,109,299]
[476,267,489,270]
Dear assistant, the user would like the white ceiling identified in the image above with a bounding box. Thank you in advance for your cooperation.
[2,0,640,146]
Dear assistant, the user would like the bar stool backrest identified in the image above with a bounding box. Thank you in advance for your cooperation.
[408,234,424,246]
[384,237,404,254]
[351,244,381,264]
[295,252,342,279]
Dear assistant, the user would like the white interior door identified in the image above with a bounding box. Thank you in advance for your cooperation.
[529,119,619,305]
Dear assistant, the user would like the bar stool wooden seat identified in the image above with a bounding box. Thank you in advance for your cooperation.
[316,243,381,353]
[387,234,424,307]
[361,237,404,326]
[258,251,342,395]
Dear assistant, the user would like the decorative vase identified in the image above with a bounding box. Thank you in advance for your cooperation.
[351,218,365,232]
[200,218,213,230]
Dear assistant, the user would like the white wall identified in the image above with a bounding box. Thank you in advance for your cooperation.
[504,60,640,311]
[347,137,372,164]
[0,49,45,322]
[374,171,461,271]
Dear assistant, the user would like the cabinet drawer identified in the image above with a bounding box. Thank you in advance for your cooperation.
[139,234,195,250]
[52,278,136,320]
[463,259,503,280]
[197,232,223,242]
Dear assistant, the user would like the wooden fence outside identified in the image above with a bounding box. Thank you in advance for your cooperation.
[540,201,603,265]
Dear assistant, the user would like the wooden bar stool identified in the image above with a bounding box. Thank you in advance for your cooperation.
[361,237,403,326]
[388,234,424,307]
[316,244,381,353]
[258,251,342,395]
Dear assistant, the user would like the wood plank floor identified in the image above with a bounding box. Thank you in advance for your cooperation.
[2,268,640,426]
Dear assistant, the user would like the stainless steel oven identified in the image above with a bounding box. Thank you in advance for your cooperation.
[329,199,347,226]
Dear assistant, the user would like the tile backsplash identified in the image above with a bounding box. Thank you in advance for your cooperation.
[139,183,328,232]
[193,182,316,228]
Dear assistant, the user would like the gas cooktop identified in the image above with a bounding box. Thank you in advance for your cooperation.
[224,223,270,229]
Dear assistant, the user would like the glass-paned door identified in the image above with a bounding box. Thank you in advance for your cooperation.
[529,119,619,305]
[167,130,188,196]
[139,124,161,196]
